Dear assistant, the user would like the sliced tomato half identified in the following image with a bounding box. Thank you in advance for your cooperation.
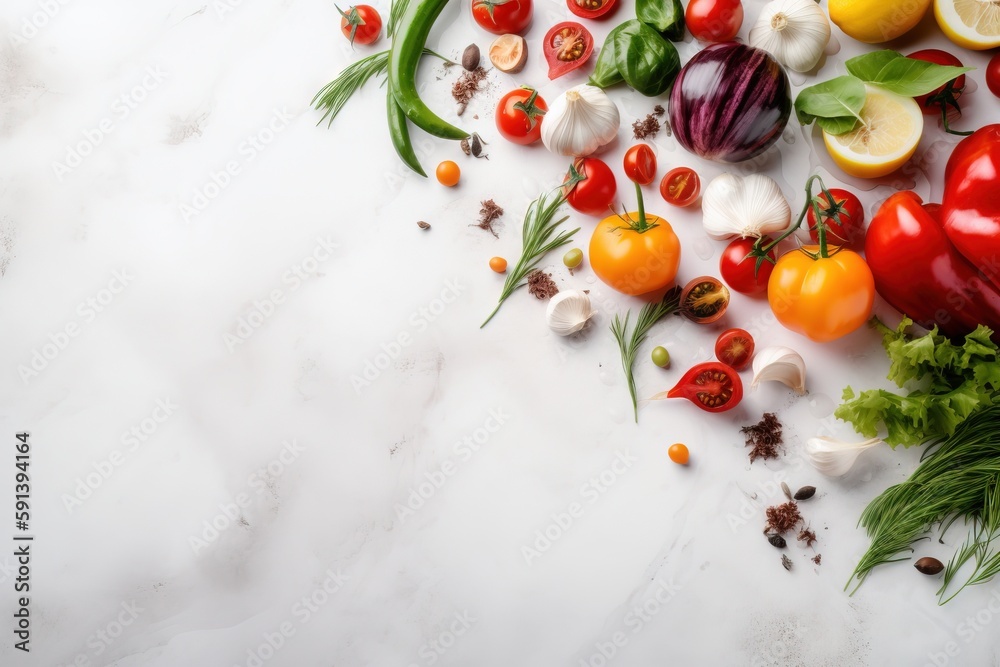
[566,0,618,20]
[543,22,594,79]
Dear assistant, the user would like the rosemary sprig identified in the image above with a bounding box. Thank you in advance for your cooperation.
[610,286,682,422]
[481,185,580,328]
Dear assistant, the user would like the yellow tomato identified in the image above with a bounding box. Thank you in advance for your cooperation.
[589,212,681,296]
[767,246,875,342]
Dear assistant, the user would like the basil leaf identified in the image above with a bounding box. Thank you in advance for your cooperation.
[589,27,624,89]
[794,75,866,134]
[867,59,972,96]
[613,20,680,97]
[845,50,902,81]
[816,116,859,135]
[636,0,685,41]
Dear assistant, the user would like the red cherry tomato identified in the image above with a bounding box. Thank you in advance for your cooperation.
[339,4,382,46]
[471,0,533,35]
[666,362,743,412]
[543,22,594,79]
[720,237,775,296]
[564,157,617,216]
[806,188,865,250]
[495,88,547,145]
[987,52,1000,99]
[623,145,657,185]
[908,49,966,114]
[566,0,618,20]
[659,167,701,207]
[685,0,743,42]
[715,328,755,371]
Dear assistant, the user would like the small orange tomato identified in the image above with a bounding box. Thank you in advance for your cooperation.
[436,160,460,186]
[767,246,875,342]
[489,256,507,273]
[589,212,681,295]
[668,443,689,465]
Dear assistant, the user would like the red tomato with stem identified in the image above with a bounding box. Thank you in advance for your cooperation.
[543,22,594,79]
[623,145,657,185]
[720,237,775,295]
[715,328,754,371]
[659,167,700,207]
[908,49,971,135]
[339,4,382,45]
[806,188,865,250]
[566,0,618,19]
[564,158,617,216]
[666,362,743,412]
[471,0,533,35]
[495,88,547,145]
[987,53,1000,98]
[686,0,743,42]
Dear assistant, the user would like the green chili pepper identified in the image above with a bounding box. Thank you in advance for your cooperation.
[389,0,468,140]
[387,87,427,177]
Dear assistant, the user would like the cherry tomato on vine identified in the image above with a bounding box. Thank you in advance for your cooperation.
[659,167,700,207]
[806,188,865,250]
[472,0,533,35]
[543,22,594,79]
[767,247,875,342]
[564,158,617,216]
[720,237,775,296]
[668,443,689,465]
[686,0,743,42]
[907,49,971,135]
[566,0,618,19]
[987,52,1000,98]
[715,328,754,371]
[495,88,547,145]
[666,362,743,412]
[623,144,657,185]
[338,4,382,46]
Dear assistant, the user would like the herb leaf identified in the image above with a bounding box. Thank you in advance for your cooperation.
[589,20,679,96]
[866,59,972,96]
[589,25,625,88]
[636,0,685,41]
[844,49,903,80]
[794,75,866,131]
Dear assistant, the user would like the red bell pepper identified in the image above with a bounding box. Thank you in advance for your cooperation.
[942,124,1000,290]
[866,190,1000,340]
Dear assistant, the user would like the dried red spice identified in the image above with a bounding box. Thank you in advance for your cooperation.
[632,114,660,140]
[798,527,818,547]
[812,554,822,565]
[526,270,558,299]
[742,413,783,463]
[453,66,488,115]
[653,104,665,116]
[764,501,802,535]
[475,199,504,237]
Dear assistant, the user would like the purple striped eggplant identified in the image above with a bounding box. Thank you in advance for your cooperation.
[668,42,791,164]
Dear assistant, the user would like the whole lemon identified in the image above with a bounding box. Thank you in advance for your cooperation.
[829,0,931,43]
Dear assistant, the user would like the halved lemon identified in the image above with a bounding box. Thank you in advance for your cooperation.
[935,0,1000,50]
[823,85,923,179]
[829,0,931,43]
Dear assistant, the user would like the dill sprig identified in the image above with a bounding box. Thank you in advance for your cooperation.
[610,287,682,423]
[848,405,1000,602]
[481,186,579,328]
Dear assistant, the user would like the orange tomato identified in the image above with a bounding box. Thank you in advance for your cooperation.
[668,443,689,465]
[589,211,681,295]
[767,246,875,342]
[436,160,460,186]
[489,256,507,273]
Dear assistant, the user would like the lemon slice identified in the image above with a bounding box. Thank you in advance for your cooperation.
[823,85,923,179]
[935,0,1000,49]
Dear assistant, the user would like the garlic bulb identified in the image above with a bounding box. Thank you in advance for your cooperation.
[749,0,831,73]
[546,290,596,336]
[751,346,806,394]
[541,84,620,157]
[805,436,883,477]
[702,173,792,240]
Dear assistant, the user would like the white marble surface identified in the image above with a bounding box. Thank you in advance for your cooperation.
[2,0,1000,665]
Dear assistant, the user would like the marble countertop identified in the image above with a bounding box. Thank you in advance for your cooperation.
[2,0,999,665]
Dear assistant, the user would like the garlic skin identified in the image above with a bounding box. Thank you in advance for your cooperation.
[751,346,806,394]
[702,173,792,240]
[749,0,831,73]
[805,436,883,477]
[541,85,620,157]
[545,290,596,336]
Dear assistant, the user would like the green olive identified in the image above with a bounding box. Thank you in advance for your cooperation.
[563,248,584,269]
[651,346,670,368]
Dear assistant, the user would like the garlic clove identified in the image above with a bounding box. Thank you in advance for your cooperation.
[540,84,620,158]
[751,346,806,394]
[546,290,596,336]
[805,436,883,477]
[702,173,791,240]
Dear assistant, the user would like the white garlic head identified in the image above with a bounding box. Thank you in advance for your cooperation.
[702,173,792,240]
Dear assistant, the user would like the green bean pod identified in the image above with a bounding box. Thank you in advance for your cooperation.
[387,85,427,177]
[389,0,468,140]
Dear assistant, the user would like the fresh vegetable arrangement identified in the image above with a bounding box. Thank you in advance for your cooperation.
[315,0,1000,604]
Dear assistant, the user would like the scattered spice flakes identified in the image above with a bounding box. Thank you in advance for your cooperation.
[474,199,504,237]
[452,66,488,116]
[812,554,822,565]
[781,554,793,571]
[526,270,558,299]
[653,104,665,116]
[798,527,818,548]
[741,412,783,463]
[764,501,802,535]
[632,114,660,140]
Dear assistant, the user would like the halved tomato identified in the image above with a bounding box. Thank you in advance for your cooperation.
[543,22,594,79]
[566,0,618,20]
[666,362,743,412]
